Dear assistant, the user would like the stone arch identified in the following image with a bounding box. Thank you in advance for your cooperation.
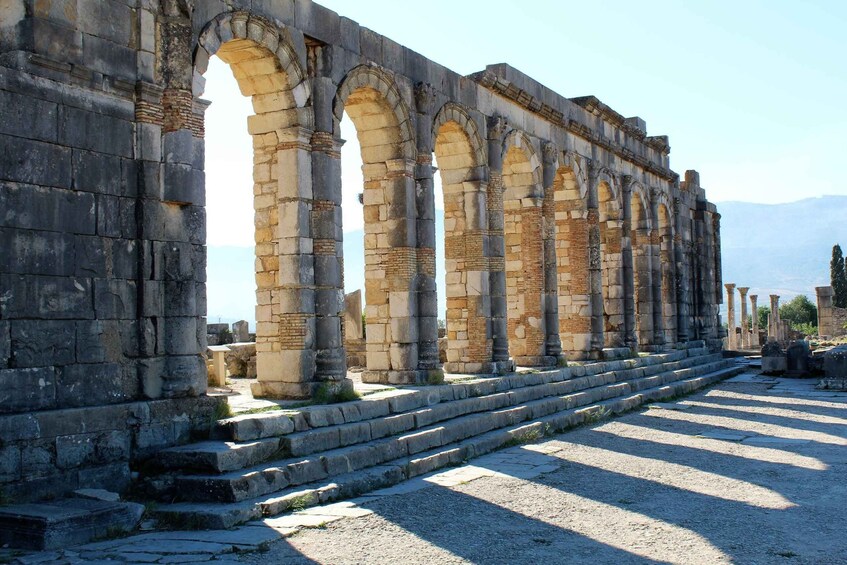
[629,182,653,346]
[193,11,321,398]
[501,131,547,365]
[334,64,421,381]
[598,179,624,346]
[432,103,492,372]
[553,161,591,358]
[333,64,416,160]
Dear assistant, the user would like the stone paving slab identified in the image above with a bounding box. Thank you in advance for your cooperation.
[18,368,830,564]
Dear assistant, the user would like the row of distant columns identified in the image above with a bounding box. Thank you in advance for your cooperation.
[724,283,766,350]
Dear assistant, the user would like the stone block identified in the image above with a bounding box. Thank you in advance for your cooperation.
[0,497,143,551]
[59,106,133,158]
[0,227,75,276]
[11,320,76,367]
[94,279,137,319]
[57,363,130,408]
[162,355,206,398]
[0,89,58,142]
[0,321,9,369]
[0,444,21,483]
[164,280,197,317]
[823,345,847,379]
[81,32,137,81]
[0,182,95,234]
[162,162,205,206]
[0,134,72,188]
[75,320,106,364]
[72,149,122,195]
[0,367,56,414]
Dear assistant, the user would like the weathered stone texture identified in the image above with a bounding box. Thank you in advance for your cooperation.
[0,0,724,501]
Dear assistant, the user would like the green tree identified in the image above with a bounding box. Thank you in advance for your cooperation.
[757,306,770,330]
[778,295,817,328]
[832,244,847,308]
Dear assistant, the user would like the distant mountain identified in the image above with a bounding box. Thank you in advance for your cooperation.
[206,196,846,330]
[718,195,846,303]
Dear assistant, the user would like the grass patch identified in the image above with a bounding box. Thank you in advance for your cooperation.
[288,493,316,513]
[584,406,612,424]
[213,401,234,421]
[426,369,445,385]
[313,383,361,405]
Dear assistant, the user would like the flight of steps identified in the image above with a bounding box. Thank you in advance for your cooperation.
[145,343,741,529]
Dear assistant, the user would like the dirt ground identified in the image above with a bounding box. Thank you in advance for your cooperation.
[239,373,847,564]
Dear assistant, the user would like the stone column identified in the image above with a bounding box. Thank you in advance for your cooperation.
[412,82,441,375]
[817,286,835,338]
[649,188,665,348]
[738,287,749,349]
[749,294,760,347]
[725,283,736,350]
[541,142,563,363]
[309,71,351,396]
[768,294,780,341]
[621,175,637,350]
[673,196,689,344]
[713,213,724,338]
[486,116,514,373]
[587,161,604,355]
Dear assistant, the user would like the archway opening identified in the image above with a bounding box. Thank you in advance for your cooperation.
[598,182,623,347]
[502,143,545,365]
[630,191,652,346]
[553,167,591,358]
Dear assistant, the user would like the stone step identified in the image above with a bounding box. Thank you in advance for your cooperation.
[161,359,733,504]
[211,350,705,442]
[151,363,742,530]
[159,353,724,475]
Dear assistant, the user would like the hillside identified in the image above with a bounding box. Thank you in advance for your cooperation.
[718,195,845,301]
[206,196,847,330]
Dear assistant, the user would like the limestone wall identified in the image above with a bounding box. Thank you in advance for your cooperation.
[0,0,724,501]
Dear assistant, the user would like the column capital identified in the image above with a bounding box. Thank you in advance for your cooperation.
[486,115,508,141]
[725,283,736,292]
[621,174,633,193]
[414,81,437,115]
[737,286,749,296]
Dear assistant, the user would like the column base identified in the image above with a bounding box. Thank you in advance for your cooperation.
[495,359,516,374]
[443,362,498,375]
[251,378,355,401]
[361,369,444,386]
[513,355,557,368]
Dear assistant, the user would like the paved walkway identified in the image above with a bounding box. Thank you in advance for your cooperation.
[8,370,847,564]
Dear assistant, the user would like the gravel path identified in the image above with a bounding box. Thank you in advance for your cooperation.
[239,374,847,564]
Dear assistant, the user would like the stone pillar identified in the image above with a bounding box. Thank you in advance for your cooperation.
[486,116,514,373]
[541,142,563,363]
[412,82,441,375]
[673,196,689,344]
[768,294,780,342]
[738,287,749,349]
[713,213,724,338]
[621,175,637,350]
[725,283,736,350]
[649,188,665,348]
[587,161,604,355]
[817,286,835,338]
[750,294,760,347]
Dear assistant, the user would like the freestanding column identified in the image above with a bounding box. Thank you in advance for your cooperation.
[749,294,760,347]
[816,286,835,338]
[738,287,749,349]
[768,294,780,341]
[725,283,736,350]
[486,116,514,372]
[621,175,637,350]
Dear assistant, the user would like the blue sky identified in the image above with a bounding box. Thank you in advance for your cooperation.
[202,0,846,326]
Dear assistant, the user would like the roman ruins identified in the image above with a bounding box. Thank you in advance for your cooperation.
[0,1,725,504]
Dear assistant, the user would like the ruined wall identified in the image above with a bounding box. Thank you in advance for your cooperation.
[0,0,723,501]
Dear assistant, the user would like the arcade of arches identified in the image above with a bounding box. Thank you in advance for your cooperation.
[0,0,725,500]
